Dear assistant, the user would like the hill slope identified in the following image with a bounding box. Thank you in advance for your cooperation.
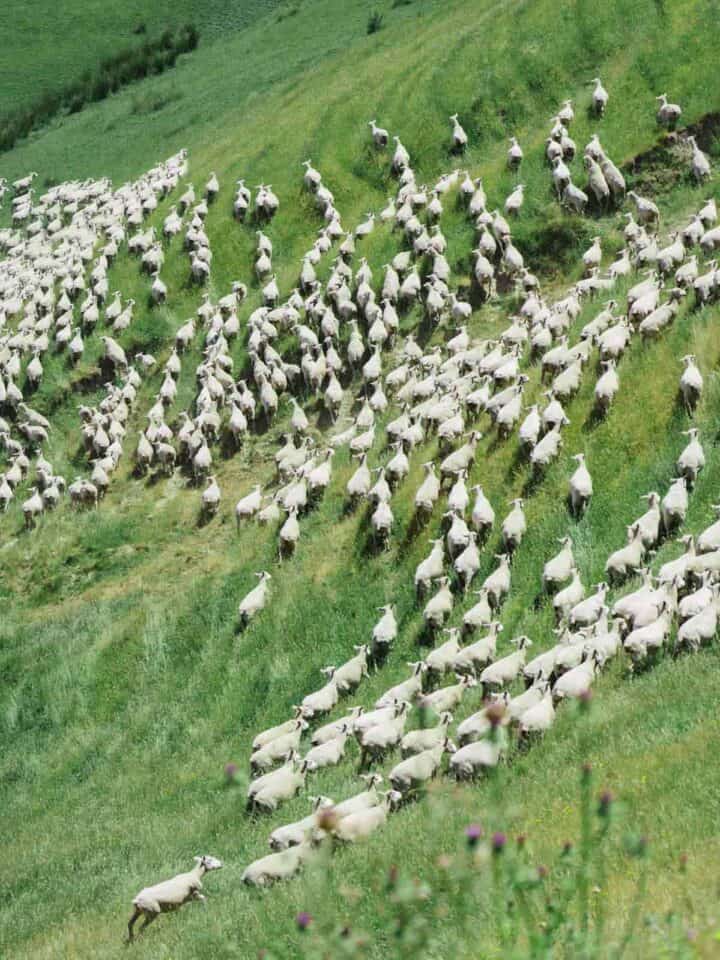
[1,1,720,958]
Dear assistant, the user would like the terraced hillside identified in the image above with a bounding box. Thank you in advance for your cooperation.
[1,1,720,958]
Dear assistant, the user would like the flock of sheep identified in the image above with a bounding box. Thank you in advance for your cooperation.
[1,79,719,938]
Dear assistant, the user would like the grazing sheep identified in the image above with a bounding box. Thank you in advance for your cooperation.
[425,628,463,677]
[423,576,454,631]
[305,724,352,771]
[656,94,682,128]
[301,671,340,719]
[454,621,502,676]
[401,711,454,757]
[661,477,688,533]
[372,604,398,656]
[249,758,309,813]
[450,734,506,780]
[128,856,223,940]
[502,498,526,554]
[368,120,389,148]
[605,525,646,581]
[251,719,309,774]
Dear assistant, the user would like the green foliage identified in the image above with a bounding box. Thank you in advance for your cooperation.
[367,11,384,33]
[0,24,200,153]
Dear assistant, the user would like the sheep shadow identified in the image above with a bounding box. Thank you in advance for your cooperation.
[401,508,431,548]
[521,469,544,498]
[582,403,606,433]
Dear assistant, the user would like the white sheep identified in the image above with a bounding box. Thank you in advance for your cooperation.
[375,662,427,708]
[543,537,575,592]
[128,855,223,940]
[269,796,334,850]
[454,621,502,675]
[480,636,532,689]
[301,671,340,718]
[401,711,454,757]
[662,477,688,532]
[333,790,402,842]
[389,738,455,793]
[372,604,398,655]
[238,572,272,625]
[679,355,703,411]
[251,719,308,774]
[305,724,352,770]
[676,428,705,488]
[569,453,593,515]
[590,78,608,115]
[242,842,313,887]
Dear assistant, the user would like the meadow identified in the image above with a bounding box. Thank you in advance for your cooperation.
[1,1,720,957]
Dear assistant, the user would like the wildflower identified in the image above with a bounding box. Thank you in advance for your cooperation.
[224,762,238,782]
[492,831,507,854]
[679,852,688,873]
[296,912,312,931]
[537,864,549,879]
[386,864,398,890]
[465,823,484,848]
[516,833,527,850]
[486,700,506,728]
[562,840,573,856]
[598,789,614,818]
[581,761,593,782]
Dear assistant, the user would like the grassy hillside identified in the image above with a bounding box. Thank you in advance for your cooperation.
[2,0,283,113]
[1,0,720,957]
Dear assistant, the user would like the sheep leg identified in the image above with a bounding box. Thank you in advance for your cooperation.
[137,911,160,937]
[127,908,142,941]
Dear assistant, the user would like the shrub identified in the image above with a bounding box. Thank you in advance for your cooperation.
[367,11,384,34]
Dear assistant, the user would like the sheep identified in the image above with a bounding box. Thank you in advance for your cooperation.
[658,535,696,586]
[415,461,441,515]
[423,576,454,631]
[238,571,272,625]
[269,796,334,851]
[679,355,703,411]
[454,621,502,675]
[128,856,223,940]
[389,738,455,793]
[531,424,564,473]
[661,477,688,533]
[249,758,309,813]
[251,719,309,774]
[482,553,511,609]
[425,628,463,677]
[359,702,410,766]
[553,652,599,701]
[480,635,532,690]
[543,537,575,593]
[554,570,585,620]
[605,524,646,582]
[401,711,454,758]
[312,708,365,748]
[568,453,593,515]
[676,428,705,488]
[519,689,556,737]
[594,359,619,414]
[628,191,659,229]
[301,671,340,719]
[656,94,682,128]
[562,181,589,214]
[375,662,427,708]
[449,114,468,151]
[332,645,370,694]
[419,675,477,714]
[333,790,402,842]
[501,498,526,554]
[450,734,506,780]
[372,604,398,656]
[22,488,44,528]
[569,582,608,628]
[676,585,719,652]
[698,506,720,554]
[201,475,220,518]
[253,707,304,752]
[462,589,494,635]
[470,485,495,536]
[332,773,386,820]
[305,724,352,771]
[678,572,715,622]
[242,842,314,887]
[439,431,482,484]
[623,604,673,662]
[590,77,608,115]
[507,136,523,169]
[368,120,389,148]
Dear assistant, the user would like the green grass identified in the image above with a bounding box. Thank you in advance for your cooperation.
[2,0,720,957]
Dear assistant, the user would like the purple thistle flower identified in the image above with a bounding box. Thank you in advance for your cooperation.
[296,912,312,931]
[598,789,614,818]
[465,823,484,847]
[491,831,507,854]
[224,762,238,782]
